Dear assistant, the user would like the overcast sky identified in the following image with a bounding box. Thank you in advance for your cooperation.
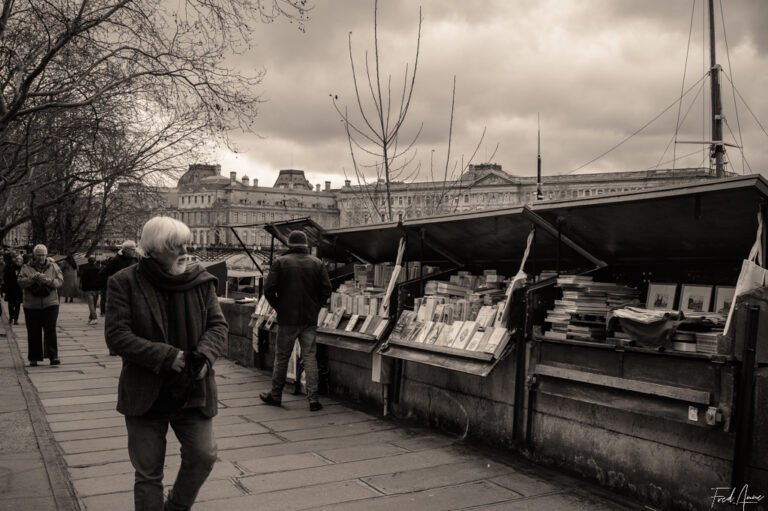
[210,0,768,189]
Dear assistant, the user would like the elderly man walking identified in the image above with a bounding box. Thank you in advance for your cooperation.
[105,216,228,511]
[260,230,332,411]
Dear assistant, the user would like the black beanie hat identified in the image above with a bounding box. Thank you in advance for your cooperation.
[287,230,308,247]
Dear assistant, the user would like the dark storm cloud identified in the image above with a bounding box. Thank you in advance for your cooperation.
[213,1,768,183]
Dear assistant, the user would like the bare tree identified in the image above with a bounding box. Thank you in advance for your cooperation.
[331,0,421,222]
[331,1,495,225]
[0,0,310,242]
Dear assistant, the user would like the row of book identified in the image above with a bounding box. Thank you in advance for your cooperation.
[544,276,640,342]
[389,310,509,354]
[317,307,389,338]
[330,281,385,316]
[353,262,439,289]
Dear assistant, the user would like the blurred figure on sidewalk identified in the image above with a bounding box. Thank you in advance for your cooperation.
[105,216,227,511]
[60,255,79,303]
[260,230,331,412]
[79,255,101,325]
[101,241,138,354]
[2,254,23,325]
[18,245,63,366]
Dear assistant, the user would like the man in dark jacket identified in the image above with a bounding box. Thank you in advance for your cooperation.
[100,240,138,316]
[260,230,332,411]
[79,255,101,325]
[105,216,227,511]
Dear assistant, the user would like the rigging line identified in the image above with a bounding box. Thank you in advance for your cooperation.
[654,78,707,170]
[719,0,745,173]
[724,118,754,174]
[646,147,708,171]
[673,0,697,169]
[564,73,709,175]
[721,71,768,139]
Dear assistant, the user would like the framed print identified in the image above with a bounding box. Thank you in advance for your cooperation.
[714,286,736,315]
[646,282,677,310]
[680,284,713,313]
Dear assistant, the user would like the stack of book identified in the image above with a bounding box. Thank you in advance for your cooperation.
[544,276,640,342]
[695,331,726,354]
[355,262,439,288]
[330,280,385,317]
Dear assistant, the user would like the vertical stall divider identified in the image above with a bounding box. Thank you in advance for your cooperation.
[732,305,760,488]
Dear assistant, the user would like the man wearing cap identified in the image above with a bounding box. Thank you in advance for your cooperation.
[261,230,332,411]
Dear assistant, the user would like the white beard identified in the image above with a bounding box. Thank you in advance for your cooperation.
[169,260,187,275]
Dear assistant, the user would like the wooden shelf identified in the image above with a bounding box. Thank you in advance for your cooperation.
[387,338,494,361]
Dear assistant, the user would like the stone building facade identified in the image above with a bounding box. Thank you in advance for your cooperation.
[335,164,726,226]
[170,164,339,248]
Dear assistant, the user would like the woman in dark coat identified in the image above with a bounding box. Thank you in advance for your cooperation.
[3,255,24,325]
[60,255,79,303]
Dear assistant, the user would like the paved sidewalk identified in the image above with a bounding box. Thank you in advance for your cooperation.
[4,302,639,510]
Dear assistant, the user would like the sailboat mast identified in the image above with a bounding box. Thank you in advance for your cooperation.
[708,0,725,177]
[536,113,543,200]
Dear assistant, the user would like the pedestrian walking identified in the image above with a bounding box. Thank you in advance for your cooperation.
[79,255,101,325]
[101,240,138,354]
[260,230,332,411]
[100,240,138,311]
[2,253,23,325]
[105,216,227,511]
[60,255,79,303]
[17,244,63,366]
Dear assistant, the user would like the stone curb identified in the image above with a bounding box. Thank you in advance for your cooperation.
[2,317,82,511]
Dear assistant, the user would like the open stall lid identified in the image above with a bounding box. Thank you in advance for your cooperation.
[325,206,601,271]
[529,175,768,265]
[263,217,360,261]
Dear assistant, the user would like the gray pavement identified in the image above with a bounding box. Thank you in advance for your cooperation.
[2,302,638,510]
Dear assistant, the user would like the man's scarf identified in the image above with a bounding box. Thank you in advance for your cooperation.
[137,257,217,351]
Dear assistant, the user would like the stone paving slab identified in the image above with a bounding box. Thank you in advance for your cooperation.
[237,448,470,495]
[309,480,520,511]
[362,458,514,495]
[217,429,410,463]
[194,480,381,511]
[236,452,330,475]
[316,442,409,463]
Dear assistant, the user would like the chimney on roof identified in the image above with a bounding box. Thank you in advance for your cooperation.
[344,179,351,188]
[315,184,321,192]
[325,181,331,191]
[242,175,249,186]
[253,178,258,187]
[229,172,236,184]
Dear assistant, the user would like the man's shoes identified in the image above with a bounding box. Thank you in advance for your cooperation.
[29,361,38,367]
[309,401,323,412]
[259,392,282,407]
[50,359,60,366]
[88,319,98,325]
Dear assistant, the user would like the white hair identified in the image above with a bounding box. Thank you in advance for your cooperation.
[138,216,192,257]
[33,244,48,255]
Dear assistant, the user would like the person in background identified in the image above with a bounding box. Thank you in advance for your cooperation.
[2,254,23,325]
[260,230,332,412]
[60,254,79,303]
[18,245,63,366]
[105,216,227,511]
[101,240,138,310]
[79,255,101,325]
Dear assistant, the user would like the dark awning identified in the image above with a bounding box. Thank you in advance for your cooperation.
[262,217,353,261]
[324,206,595,271]
[529,175,768,265]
